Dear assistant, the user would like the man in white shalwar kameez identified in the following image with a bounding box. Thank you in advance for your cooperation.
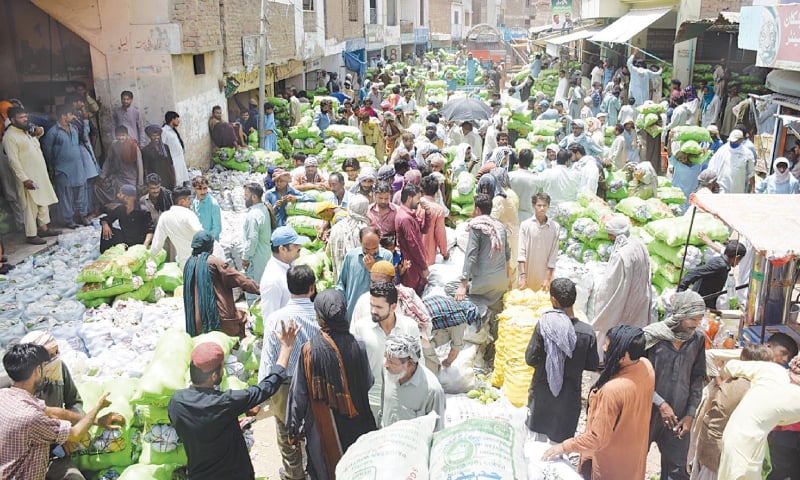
[706,129,755,194]
[591,216,652,355]
[717,359,800,480]
[627,50,662,107]
[161,112,191,187]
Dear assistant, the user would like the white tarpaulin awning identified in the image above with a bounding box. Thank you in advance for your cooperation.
[546,28,603,45]
[690,193,800,262]
[590,7,673,44]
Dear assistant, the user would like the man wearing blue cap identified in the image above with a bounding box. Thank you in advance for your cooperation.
[260,226,310,321]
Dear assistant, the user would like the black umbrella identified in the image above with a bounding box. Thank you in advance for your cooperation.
[439,97,492,123]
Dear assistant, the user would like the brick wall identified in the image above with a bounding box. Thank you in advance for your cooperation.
[219,0,261,71]
[171,0,223,52]
[217,0,296,70]
[503,0,530,28]
[699,0,751,19]
[267,2,297,64]
[325,0,364,42]
[429,0,450,35]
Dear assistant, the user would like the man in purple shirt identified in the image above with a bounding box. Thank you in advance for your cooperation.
[111,91,147,147]
[394,183,430,295]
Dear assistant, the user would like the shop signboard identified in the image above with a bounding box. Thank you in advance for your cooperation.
[550,0,573,29]
[744,3,800,71]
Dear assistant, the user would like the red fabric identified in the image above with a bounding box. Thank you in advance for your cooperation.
[191,342,224,372]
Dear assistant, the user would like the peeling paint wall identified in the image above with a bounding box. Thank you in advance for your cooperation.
[30,0,225,169]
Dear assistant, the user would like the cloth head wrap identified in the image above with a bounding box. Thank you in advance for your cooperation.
[404,169,422,186]
[697,169,718,187]
[477,172,505,199]
[775,157,792,184]
[347,194,370,221]
[377,165,395,182]
[145,125,163,136]
[353,167,377,192]
[20,331,58,351]
[384,334,421,363]
[490,167,511,188]
[314,289,349,333]
[191,230,215,255]
[605,215,630,236]
[539,309,577,397]
[145,124,167,156]
[672,290,706,322]
[643,290,704,349]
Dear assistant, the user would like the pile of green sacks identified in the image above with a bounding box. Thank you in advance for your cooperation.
[635,103,665,138]
[450,171,475,222]
[76,245,180,308]
[212,147,290,173]
[643,212,730,293]
[672,126,712,165]
[73,331,255,478]
[555,192,730,294]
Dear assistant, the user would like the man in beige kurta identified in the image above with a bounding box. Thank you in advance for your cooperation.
[2,108,60,243]
[517,192,560,291]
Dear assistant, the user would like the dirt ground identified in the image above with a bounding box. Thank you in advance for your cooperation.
[250,406,283,480]
[248,371,663,479]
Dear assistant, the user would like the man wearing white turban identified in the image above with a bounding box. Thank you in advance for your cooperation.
[591,215,653,356]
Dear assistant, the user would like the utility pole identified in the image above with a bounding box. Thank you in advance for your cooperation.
[258,0,267,149]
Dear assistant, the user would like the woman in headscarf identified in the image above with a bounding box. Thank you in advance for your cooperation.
[756,156,800,194]
[487,167,519,275]
[183,230,259,338]
[683,85,702,126]
[141,124,176,190]
[94,125,144,209]
[701,85,721,128]
[543,325,655,480]
[287,289,376,480]
[383,111,402,159]
[586,117,605,146]
[391,169,422,205]
[327,194,370,282]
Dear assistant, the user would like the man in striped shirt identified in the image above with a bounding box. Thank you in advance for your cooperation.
[258,265,320,480]
[421,296,481,374]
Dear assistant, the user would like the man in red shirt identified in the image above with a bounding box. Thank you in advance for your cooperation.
[367,181,398,237]
[394,183,430,295]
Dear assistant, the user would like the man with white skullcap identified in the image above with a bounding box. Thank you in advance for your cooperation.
[591,215,652,355]
[381,334,445,431]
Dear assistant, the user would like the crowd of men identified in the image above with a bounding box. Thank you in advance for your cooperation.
[2,47,800,480]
